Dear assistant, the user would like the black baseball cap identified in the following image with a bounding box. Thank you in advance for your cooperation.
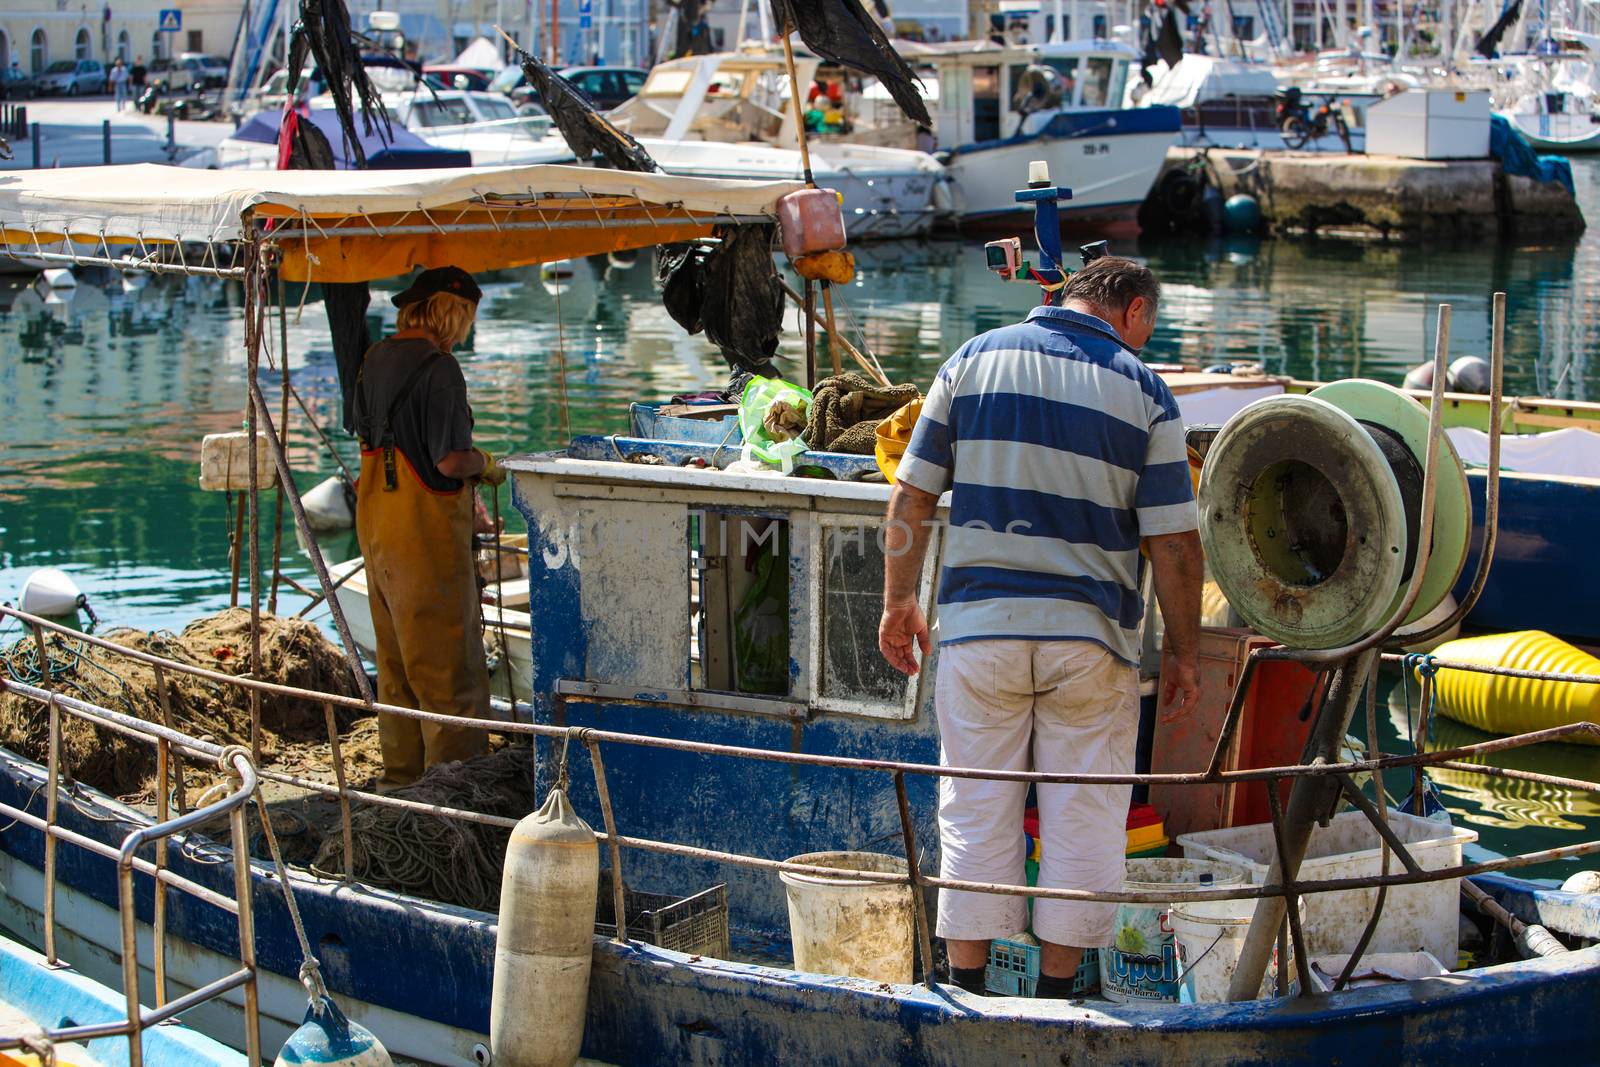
[392,265,482,308]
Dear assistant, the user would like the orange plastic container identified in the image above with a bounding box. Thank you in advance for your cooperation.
[777,188,846,258]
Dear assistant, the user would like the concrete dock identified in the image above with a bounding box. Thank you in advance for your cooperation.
[0,98,227,171]
[1153,147,1587,240]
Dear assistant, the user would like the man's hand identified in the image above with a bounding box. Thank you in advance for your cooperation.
[476,448,506,487]
[473,494,502,536]
[879,596,931,675]
[1160,653,1202,722]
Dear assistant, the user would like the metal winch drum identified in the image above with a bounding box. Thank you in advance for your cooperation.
[1198,380,1472,648]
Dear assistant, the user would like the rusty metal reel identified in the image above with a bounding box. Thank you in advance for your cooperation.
[1308,379,1472,629]
[1198,395,1409,648]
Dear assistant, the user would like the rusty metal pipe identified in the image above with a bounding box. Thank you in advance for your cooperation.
[893,771,937,988]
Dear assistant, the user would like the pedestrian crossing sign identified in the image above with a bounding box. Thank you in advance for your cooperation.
[158,9,181,32]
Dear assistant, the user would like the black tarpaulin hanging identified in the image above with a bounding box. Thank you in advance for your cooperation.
[657,227,784,379]
[514,46,659,172]
[769,0,931,128]
[287,0,393,168]
[1476,0,1523,57]
[281,113,372,434]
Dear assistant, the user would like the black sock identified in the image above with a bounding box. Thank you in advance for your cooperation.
[1034,972,1078,999]
[949,965,987,994]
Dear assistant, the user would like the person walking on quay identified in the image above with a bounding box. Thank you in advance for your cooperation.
[352,265,503,790]
[130,55,147,92]
[877,256,1204,998]
[109,59,129,110]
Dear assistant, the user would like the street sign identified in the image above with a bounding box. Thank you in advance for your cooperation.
[157,8,181,32]
[579,13,592,27]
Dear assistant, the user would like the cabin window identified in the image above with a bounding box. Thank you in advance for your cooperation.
[475,96,517,121]
[691,512,792,697]
[807,514,934,720]
[973,65,1001,141]
[412,99,473,126]
[1233,15,1256,37]
[1080,56,1116,107]
[1047,57,1080,105]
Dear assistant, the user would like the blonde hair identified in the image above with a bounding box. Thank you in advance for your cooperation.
[397,290,477,350]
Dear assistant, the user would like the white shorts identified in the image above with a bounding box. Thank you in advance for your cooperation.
[933,639,1138,948]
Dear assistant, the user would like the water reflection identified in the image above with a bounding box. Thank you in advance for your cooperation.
[0,159,1596,875]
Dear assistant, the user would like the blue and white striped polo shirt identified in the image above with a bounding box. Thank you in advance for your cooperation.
[895,305,1197,664]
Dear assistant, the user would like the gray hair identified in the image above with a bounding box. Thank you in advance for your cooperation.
[1061,256,1160,321]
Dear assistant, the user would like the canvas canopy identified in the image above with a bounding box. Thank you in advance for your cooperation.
[1142,56,1281,108]
[0,163,801,282]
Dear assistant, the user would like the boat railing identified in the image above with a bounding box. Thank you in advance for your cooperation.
[2,602,1598,997]
[0,667,263,1067]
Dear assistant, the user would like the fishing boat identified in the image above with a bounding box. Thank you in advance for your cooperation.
[2,163,1600,1067]
[607,52,951,239]
[1493,33,1600,152]
[826,38,1182,228]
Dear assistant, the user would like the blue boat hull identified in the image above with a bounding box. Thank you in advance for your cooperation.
[1457,470,1600,643]
[5,745,1600,1065]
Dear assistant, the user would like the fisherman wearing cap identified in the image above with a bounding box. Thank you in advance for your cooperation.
[353,266,499,790]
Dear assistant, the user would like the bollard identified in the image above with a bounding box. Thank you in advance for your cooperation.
[166,110,175,154]
[31,122,41,169]
[102,119,111,165]
[16,105,24,138]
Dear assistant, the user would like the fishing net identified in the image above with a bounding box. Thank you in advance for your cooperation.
[311,745,537,912]
[0,609,364,799]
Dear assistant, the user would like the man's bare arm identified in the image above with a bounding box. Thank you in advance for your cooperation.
[879,481,940,675]
[1145,529,1204,715]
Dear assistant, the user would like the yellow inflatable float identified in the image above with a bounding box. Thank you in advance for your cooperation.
[1422,631,1600,744]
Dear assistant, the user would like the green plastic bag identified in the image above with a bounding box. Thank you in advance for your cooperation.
[739,376,813,465]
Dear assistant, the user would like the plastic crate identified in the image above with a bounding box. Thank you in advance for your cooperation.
[984,940,1100,998]
[595,872,730,959]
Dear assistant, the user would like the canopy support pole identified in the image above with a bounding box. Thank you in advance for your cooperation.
[244,243,265,767]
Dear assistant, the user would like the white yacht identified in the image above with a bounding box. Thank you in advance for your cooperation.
[607,53,951,239]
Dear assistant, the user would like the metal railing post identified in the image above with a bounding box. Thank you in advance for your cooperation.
[227,758,262,1065]
[585,736,631,944]
[43,693,61,966]
[892,771,937,989]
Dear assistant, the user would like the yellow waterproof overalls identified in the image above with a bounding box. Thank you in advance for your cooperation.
[355,345,489,789]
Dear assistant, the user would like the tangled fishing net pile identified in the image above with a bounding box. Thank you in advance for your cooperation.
[313,745,537,912]
[0,609,363,798]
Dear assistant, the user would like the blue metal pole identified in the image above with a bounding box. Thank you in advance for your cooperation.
[102,119,111,165]
[31,122,40,169]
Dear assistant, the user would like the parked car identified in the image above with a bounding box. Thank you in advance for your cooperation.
[488,65,645,110]
[423,65,493,92]
[559,66,647,109]
[0,67,34,100]
[178,52,230,89]
[147,56,195,93]
[34,59,104,96]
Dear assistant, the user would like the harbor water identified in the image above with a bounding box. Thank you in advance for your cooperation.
[1,159,1597,883]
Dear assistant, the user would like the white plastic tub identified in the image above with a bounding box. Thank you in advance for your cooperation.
[1176,809,1477,964]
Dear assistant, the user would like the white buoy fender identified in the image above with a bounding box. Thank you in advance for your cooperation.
[491,787,599,1067]
[19,567,85,617]
[274,996,393,1067]
[302,476,356,532]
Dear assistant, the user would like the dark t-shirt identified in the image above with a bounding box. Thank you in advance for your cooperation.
[353,336,475,492]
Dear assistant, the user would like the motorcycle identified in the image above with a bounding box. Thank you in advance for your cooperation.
[1275,87,1353,152]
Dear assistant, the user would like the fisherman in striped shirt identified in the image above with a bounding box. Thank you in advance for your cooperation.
[878,257,1204,999]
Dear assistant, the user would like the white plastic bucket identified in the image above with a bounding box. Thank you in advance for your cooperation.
[1171,897,1302,1003]
[780,851,914,983]
[1100,858,1251,1003]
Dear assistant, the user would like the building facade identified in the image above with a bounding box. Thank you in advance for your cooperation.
[1,0,243,76]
